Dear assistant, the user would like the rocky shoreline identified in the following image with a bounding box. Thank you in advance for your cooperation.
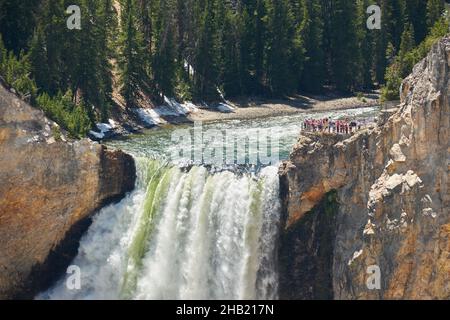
[187,94,379,123]
[89,92,379,142]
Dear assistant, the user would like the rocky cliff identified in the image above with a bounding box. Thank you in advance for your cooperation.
[0,85,136,299]
[279,37,449,300]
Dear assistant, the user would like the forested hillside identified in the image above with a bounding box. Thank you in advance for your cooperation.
[0,0,448,136]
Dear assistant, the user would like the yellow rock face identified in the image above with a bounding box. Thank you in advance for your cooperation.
[279,37,449,300]
[0,86,136,299]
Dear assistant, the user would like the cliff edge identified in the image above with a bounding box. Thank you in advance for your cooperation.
[0,85,136,299]
[279,37,449,299]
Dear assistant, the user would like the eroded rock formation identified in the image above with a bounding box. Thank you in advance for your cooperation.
[279,37,449,299]
[0,85,136,299]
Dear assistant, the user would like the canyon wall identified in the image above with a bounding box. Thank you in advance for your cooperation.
[279,37,449,299]
[0,85,136,299]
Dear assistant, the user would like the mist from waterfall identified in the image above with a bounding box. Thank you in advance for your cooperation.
[39,107,379,300]
[40,159,281,300]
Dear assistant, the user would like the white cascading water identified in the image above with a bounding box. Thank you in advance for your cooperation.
[40,158,281,300]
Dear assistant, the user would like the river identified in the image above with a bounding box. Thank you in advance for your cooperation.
[39,107,378,300]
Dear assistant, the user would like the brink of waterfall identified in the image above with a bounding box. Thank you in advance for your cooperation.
[40,159,281,300]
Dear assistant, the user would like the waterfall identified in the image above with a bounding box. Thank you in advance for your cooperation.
[40,158,281,300]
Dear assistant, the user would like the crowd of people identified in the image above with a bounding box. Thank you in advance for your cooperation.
[302,118,370,135]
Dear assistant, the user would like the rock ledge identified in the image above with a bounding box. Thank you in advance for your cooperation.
[0,85,136,299]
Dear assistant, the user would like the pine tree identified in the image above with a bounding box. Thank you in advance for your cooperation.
[399,23,416,56]
[427,0,445,30]
[138,0,153,56]
[74,0,105,120]
[397,1,424,44]
[3,0,448,113]
[220,7,242,97]
[0,0,40,54]
[299,0,324,92]
[118,0,149,108]
[381,22,416,101]
[372,0,394,85]
[385,42,396,65]
[193,0,221,100]
[327,0,360,92]
[398,22,416,77]
[264,0,296,96]
[153,0,177,100]
[97,0,118,120]
[356,0,374,89]
[254,0,266,94]
[29,0,67,95]
[29,25,50,93]
[288,0,306,92]
[0,34,6,64]
[0,35,37,99]
[237,2,255,95]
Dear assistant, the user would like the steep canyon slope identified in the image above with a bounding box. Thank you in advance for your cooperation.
[0,85,136,299]
[279,37,449,299]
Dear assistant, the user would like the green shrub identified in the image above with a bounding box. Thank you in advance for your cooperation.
[52,125,62,141]
[0,36,37,98]
[36,90,92,138]
[1,36,91,138]
[381,62,403,102]
[175,69,193,102]
[381,18,449,102]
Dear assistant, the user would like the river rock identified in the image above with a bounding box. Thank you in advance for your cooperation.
[279,37,449,299]
[0,85,136,299]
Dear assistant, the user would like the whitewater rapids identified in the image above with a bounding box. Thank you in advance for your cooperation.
[40,159,281,300]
